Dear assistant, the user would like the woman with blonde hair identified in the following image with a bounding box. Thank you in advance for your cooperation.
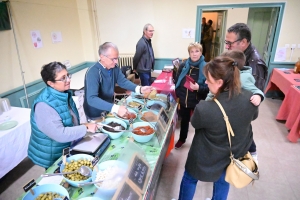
[174,42,209,149]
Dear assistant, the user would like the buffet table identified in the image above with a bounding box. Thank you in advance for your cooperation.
[18,98,177,200]
[0,107,31,178]
[264,68,300,142]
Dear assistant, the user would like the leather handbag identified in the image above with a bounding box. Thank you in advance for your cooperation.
[214,99,259,188]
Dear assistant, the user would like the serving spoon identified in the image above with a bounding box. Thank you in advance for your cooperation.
[41,165,91,177]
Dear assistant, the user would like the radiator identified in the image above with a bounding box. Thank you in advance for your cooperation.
[118,54,133,68]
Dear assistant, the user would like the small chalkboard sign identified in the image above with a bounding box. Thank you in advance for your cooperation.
[155,120,165,146]
[23,179,36,195]
[92,157,100,167]
[157,107,169,131]
[127,154,150,194]
[112,180,142,200]
[63,147,70,156]
[62,147,70,165]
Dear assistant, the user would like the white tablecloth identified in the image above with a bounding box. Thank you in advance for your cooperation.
[70,68,88,90]
[0,107,31,178]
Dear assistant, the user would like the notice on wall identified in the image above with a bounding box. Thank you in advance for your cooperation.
[30,30,43,48]
[274,47,286,61]
[51,31,62,43]
[182,28,195,38]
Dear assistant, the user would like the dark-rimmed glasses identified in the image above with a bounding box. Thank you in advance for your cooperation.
[55,74,72,83]
[103,54,119,62]
[224,39,241,47]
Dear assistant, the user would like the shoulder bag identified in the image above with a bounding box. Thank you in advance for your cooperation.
[214,99,259,188]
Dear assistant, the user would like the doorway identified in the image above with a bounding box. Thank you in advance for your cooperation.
[196,3,285,66]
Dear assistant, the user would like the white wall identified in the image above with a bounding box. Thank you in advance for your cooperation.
[0,0,97,94]
[1,0,299,94]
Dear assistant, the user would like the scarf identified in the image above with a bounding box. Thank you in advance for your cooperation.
[175,55,206,89]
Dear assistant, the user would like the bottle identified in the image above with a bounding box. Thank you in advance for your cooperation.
[294,57,300,74]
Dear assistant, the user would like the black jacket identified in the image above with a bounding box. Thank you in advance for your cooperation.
[186,89,258,182]
[175,61,209,108]
[244,44,268,91]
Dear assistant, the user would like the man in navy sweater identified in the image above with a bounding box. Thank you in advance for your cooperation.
[83,42,152,120]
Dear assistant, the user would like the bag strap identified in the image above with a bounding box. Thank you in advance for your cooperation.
[214,99,234,151]
[214,99,259,179]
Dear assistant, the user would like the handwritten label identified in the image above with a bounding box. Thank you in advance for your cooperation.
[92,157,100,167]
[112,180,141,200]
[23,179,36,193]
[63,147,70,156]
[138,105,143,111]
[127,154,150,193]
[158,107,169,131]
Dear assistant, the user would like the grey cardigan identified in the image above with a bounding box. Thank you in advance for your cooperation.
[133,36,155,73]
[185,89,258,182]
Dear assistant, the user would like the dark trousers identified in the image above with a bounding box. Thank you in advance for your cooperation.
[249,140,256,153]
[179,106,194,143]
[138,72,151,86]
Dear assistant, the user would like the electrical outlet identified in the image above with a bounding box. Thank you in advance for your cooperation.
[285,44,290,48]
[298,44,300,48]
[291,44,296,48]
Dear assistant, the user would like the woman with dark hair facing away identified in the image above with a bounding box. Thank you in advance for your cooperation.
[28,62,98,169]
[174,42,209,149]
[178,56,258,200]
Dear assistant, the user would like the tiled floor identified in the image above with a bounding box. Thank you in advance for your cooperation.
[1,98,300,200]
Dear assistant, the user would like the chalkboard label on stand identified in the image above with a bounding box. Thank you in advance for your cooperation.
[112,180,142,200]
[23,179,36,194]
[158,107,169,131]
[127,154,150,194]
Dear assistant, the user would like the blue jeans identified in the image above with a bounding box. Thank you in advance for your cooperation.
[179,170,229,200]
[138,72,151,86]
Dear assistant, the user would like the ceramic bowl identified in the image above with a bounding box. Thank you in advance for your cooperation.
[92,160,128,199]
[114,108,137,125]
[131,121,156,143]
[126,98,145,112]
[22,184,69,200]
[59,154,94,187]
[139,110,159,123]
[100,118,127,139]
[146,100,167,112]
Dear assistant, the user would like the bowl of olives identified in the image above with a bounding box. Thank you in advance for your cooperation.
[22,183,69,200]
[59,154,94,187]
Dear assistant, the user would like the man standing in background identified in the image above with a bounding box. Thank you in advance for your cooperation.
[200,17,207,57]
[225,23,268,91]
[133,23,155,86]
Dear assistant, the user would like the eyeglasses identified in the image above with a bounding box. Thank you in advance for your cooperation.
[224,39,241,47]
[55,74,72,83]
[103,54,119,62]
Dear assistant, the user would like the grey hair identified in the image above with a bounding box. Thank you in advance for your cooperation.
[143,23,153,34]
[98,42,119,56]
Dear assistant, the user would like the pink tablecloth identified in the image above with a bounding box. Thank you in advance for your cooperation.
[265,69,300,143]
[276,85,300,142]
[264,69,300,95]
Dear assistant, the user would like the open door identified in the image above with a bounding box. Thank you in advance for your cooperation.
[213,11,226,58]
[262,8,279,66]
[247,7,279,66]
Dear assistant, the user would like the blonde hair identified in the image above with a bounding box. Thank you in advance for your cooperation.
[188,42,203,53]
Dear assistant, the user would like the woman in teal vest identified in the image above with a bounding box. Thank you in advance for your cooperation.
[28,62,98,169]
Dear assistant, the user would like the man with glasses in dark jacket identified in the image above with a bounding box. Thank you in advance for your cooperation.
[225,23,268,91]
